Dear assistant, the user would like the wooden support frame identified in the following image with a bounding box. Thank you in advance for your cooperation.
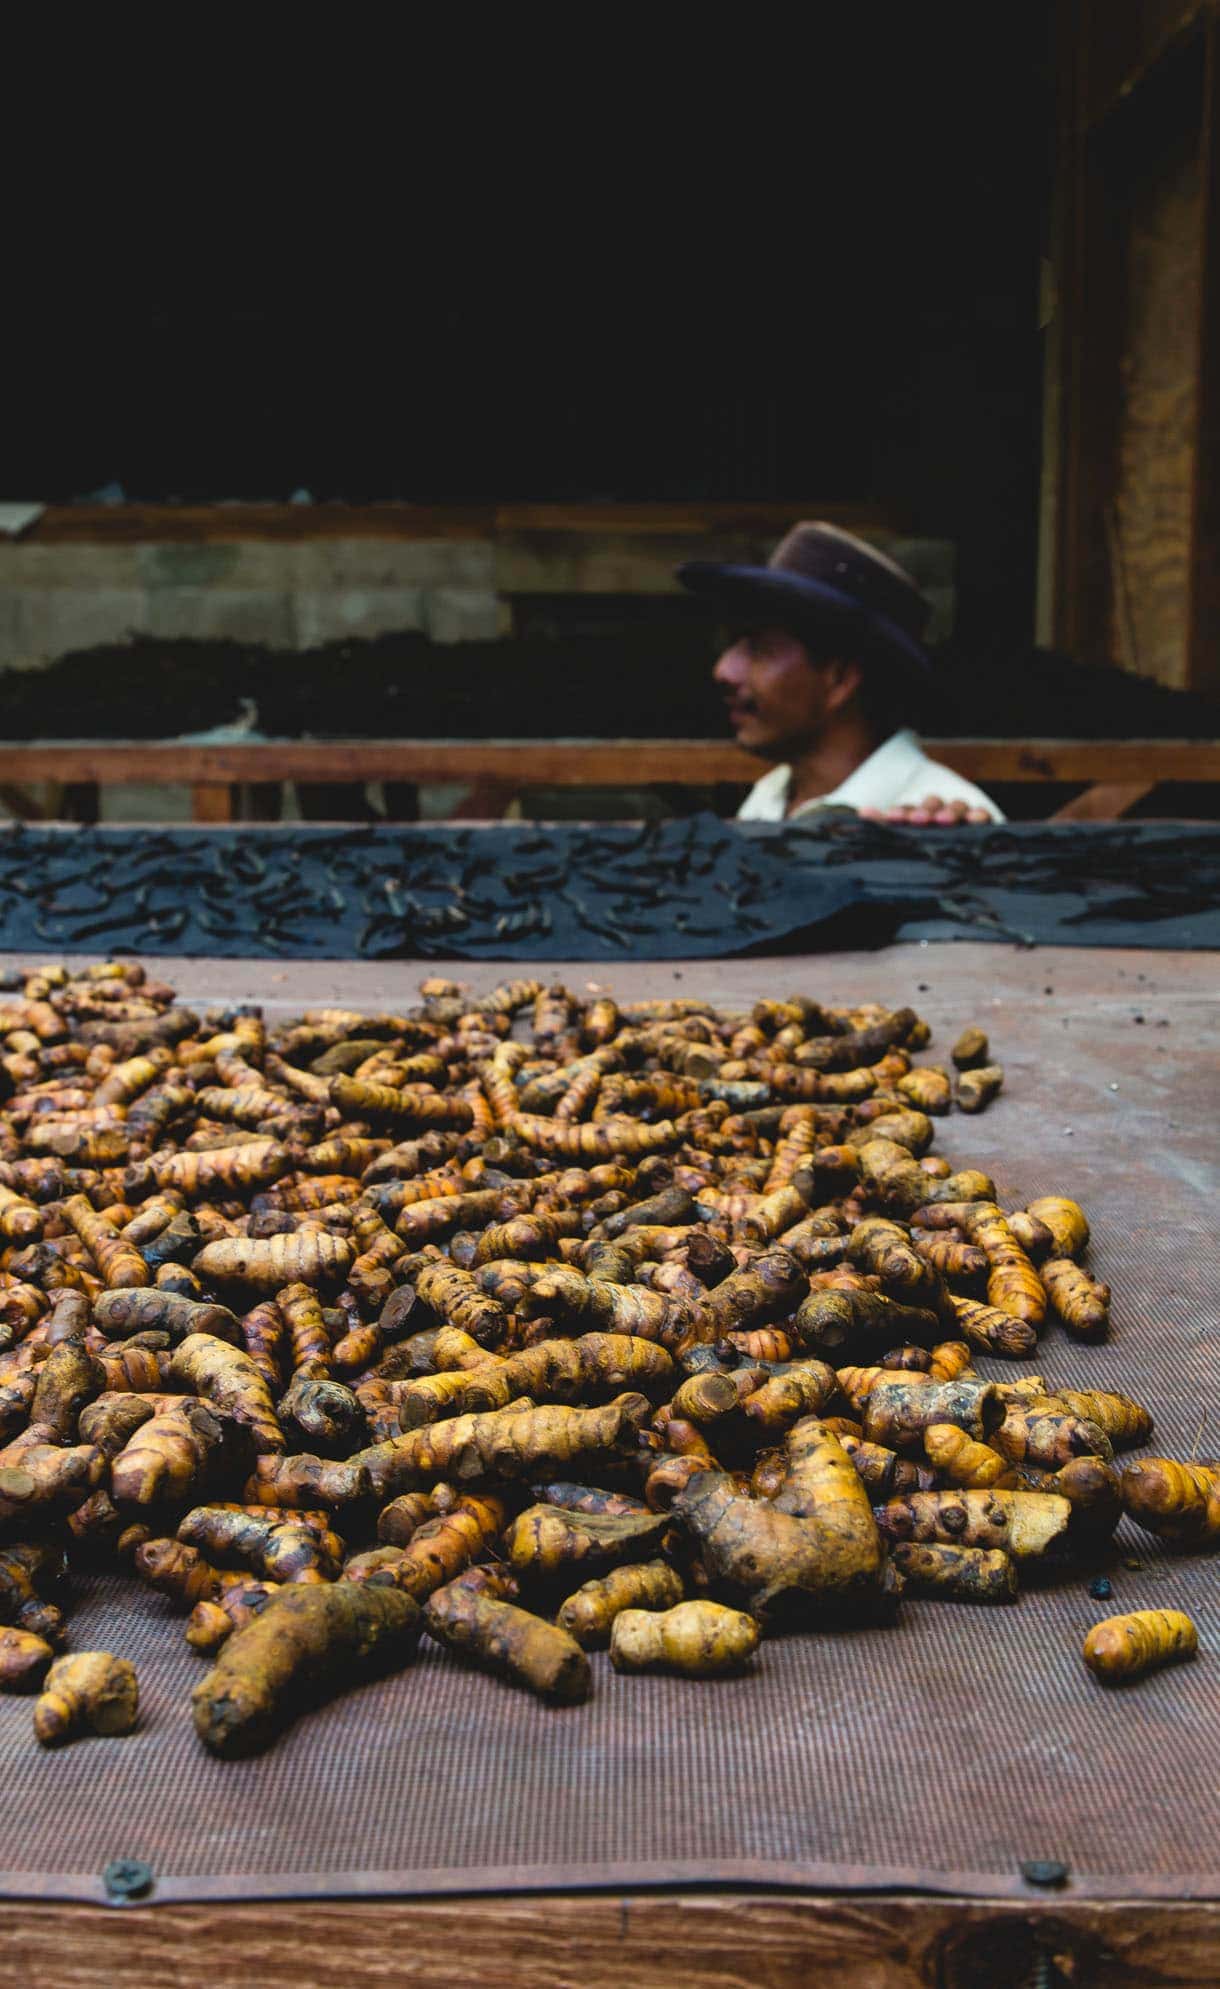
[0,738,1214,823]
[1043,0,1220,693]
[2,1891,1220,1989]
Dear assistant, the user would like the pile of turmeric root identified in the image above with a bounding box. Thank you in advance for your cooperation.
[0,963,1204,1756]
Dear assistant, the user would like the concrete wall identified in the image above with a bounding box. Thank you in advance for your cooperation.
[0,532,956,673]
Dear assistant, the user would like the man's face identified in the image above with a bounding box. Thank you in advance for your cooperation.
[713,625,833,758]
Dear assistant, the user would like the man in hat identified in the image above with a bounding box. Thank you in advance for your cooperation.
[679,523,1001,823]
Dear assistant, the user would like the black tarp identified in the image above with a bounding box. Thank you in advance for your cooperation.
[0,818,1215,960]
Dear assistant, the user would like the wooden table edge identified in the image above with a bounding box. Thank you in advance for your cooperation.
[3,1888,1220,1987]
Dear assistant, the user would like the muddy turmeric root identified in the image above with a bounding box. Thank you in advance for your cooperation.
[34,1651,139,1745]
[243,1452,370,1511]
[185,1580,280,1654]
[956,1064,1003,1113]
[0,1624,54,1690]
[192,1582,422,1756]
[355,1395,650,1499]
[556,1560,684,1648]
[862,1377,1003,1454]
[177,1505,344,1583]
[1083,1609,1197,1686]
[93,1289,242,1346]
[874,1488,1071,1559]
[676,1417,884,1622]
[887,1541,1017,1603]
[991,1406,1112,1469]
[110,1401,230,1508]
[610,1599,759,1676]
[687,1248,809,1343]
[424,1582,590,1702]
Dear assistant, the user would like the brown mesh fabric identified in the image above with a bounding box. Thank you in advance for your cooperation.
[0,950,1214,1905]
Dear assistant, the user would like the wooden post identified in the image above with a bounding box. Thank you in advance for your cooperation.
[191,784,235,823]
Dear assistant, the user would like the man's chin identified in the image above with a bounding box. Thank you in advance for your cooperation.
[731,723,789,759]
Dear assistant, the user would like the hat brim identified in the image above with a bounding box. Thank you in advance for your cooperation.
[677,561,931,679]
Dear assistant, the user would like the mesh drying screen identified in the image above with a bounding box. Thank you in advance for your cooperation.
[0,951,1214,1906]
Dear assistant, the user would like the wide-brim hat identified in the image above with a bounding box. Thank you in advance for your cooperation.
[678,520,933,683]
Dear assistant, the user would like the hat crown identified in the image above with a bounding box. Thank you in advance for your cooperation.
[768,522,930,644]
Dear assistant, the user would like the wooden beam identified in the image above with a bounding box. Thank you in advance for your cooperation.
[0,739,1216,792]
[1051,780,1157,819]
[10,500,903,549]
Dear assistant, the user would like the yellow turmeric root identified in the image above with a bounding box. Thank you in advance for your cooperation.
[1041,1258,1111,1341]
[135,1537,244,1608]
[61,1194,149,1289]
[1083,1609,1197,1686]
[424,1581,590,1702]
[35,1651,139,1745]
[1025,1196,1089,1258]
[927,1341,977,1382]
[192,1582,422,1756]
[367,1494,506,1600]
[1121,1458,1220,1544]
[742,1361,837,1432]
[557,1560,685,1649]
[1042,1387,1151,1449]
[922,1424,1015,1489]
[503,1503,669,1578]
[0,1625,54,1690]
[169,1332,284,1455]
[185,1580,281,1654]
[193,1232,353,1294]
[610,1599,760,1676]
[355,1395,650,1499]
[965,1205,1046,1326]
[949,1295,1038,1361]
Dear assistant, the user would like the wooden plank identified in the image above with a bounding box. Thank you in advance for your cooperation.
[2,1892,1220,1989]
[0,739,1216,790]
[11,501,900,549]
[1052,780,1157,819]
[1188,11,1220,692]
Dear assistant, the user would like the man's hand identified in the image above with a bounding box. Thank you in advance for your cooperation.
[858,795,991,826]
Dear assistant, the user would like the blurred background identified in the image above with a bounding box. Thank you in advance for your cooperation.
[2,0,1217,825]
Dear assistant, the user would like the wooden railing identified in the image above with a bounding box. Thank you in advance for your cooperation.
[0,739,1215,823]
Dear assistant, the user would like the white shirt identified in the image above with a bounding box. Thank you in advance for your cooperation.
[736,728,1004,822]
